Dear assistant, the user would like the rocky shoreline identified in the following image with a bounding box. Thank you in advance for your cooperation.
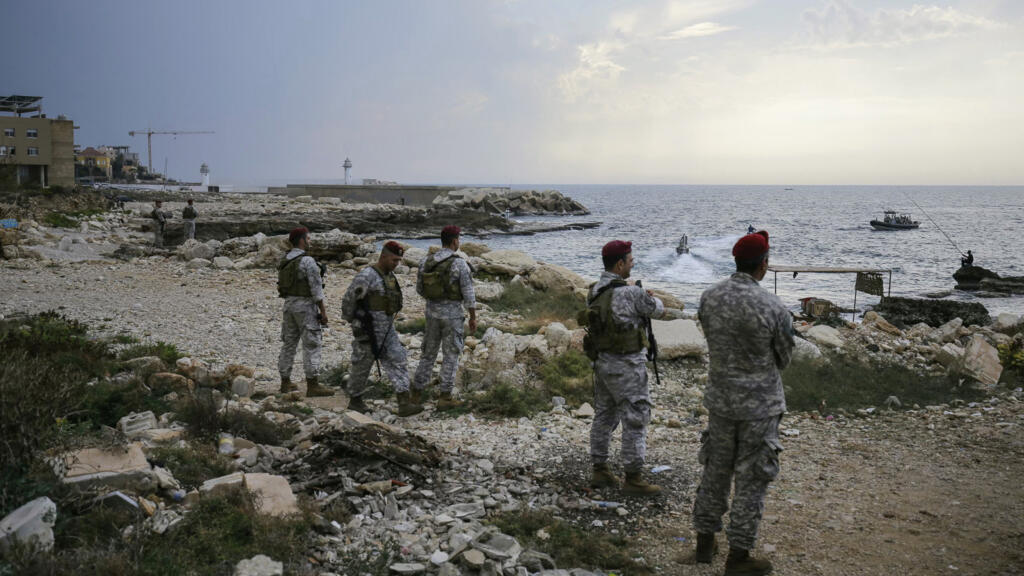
[2,197,1023,575]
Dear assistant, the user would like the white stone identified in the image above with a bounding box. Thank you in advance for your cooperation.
[0,497,57,553]
[806,325,844,348]
[543,322,572,350]
[930,318,963,343]
[175,357,193,371]
[213,256,234,269]
[652,319,708,359]
[462,549,486,567]
[177,238,216,261]
[231,375,256,398]
[573,402,595,418]
[187,257,212,269]
[341,410,375,427]
[430,550,450,566]
[474,281,505,302]
[792,337,823,363]
[961,334,1003,386]
[117,411,157,439]
[234,554,283,576]
[389,563,426,575]
[479,250,537,274]
[993,312,1022,333]
[243,473,299,517]
[936,343,965,368]
[527,263,588,294]
[56,443,152,490]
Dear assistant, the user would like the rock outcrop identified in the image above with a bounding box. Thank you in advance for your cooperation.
[432,188,589,216]
[872,297,990,328]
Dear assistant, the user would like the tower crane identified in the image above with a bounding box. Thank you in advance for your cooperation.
[128,129,215,174]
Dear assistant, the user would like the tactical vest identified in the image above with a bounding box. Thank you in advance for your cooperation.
[420,254,463,301]
[183,206,197,219]
[365,265,403,315]
[277,254,313,298]
[581,279,648,360]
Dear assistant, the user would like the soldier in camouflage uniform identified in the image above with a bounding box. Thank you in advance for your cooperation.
[342,241,422,417]
[692,230,794,575]
[412,225,477,411]
[277,227,334,397]
[586,240,665,496]
[151,200,166,247]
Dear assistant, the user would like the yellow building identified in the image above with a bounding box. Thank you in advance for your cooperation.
[0,95,75,188]
[75,146,112,180]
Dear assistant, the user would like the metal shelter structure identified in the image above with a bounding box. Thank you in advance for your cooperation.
[767,265,893,321]
[0,95,43,116]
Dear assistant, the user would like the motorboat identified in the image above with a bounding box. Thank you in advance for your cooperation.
[870,210,919,230]
[676,234,690,254]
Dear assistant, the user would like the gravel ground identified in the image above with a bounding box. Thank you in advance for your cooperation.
[3,244,1023,575]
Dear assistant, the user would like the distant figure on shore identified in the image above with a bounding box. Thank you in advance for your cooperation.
[412,225,476,412]
[277,227,333,398]
[150,200,166,247]
[182,199,198,240]
[961,250,974,268]
[692,229,794,574]
[747,224,755,234]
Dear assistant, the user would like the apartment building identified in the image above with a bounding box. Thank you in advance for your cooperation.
[0,95,75,188]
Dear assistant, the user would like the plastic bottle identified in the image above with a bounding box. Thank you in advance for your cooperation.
[217,432,235,455]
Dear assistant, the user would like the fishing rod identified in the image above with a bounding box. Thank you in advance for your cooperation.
[901,191,965,256]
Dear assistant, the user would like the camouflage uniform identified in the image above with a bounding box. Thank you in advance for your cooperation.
[412,248,476,393]
[589,271,664,473]
[342,266,410,396]
[277,248,324,382]
[693,271,795,551]
[182,205,197,240]
[151,208,166,247]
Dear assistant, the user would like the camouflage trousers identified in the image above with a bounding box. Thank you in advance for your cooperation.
[183,219,196,240]
[277,299,322,381]
[348,326,410,396]
[411,315,464,393]
[589,353,651,473]
[153,225,164,248]
[692,413,783,551]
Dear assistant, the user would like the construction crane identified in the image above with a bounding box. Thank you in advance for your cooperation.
[128,129,214,174]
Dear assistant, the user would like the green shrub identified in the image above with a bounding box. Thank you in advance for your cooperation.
[492,510,650,575]
[176,393,297,445]
[42,212,78,228]
[469,382,549,418]
[77,379,172,429]
[998,341,1024,385]
[147,444,236,490]
[538,350,593,406]
[783,354,985,412]
[118,341,183,366]
[487,282,584,326]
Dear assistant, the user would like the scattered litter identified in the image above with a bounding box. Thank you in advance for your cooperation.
[651,465,672,473]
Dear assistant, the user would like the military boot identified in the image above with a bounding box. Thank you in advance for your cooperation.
[695,533,718,564]
[724,548,773,576]
[396,391,424,417]
[436,391,464,411]
[347,395,370,413]
[589,463,620,489]
[305,377,334,397]
[280,377,298,394]
[410,388,425,406]
[622,471,662,496]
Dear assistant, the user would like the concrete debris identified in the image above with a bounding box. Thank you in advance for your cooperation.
[234,554,284,576]
[0,497,57,553]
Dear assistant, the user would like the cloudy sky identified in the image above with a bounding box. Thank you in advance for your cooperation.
[5,0,1023,185]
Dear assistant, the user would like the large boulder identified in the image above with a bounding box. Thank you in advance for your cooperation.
[219,235,259,258]
[542,322,572,350]
[176,239,216,261]
[961,334,1003,385]
[255,239,288,267]
[460,242,490,257]
[929,318,963,343]
[806,325,843,348]
[953,265,1000,290]
[992,313,1023,335]
[791,337,824,363]
[526,263,588,294]
[474,280,505,302]
[306,229,363,260]
[652,319,707,359]
[478,250,536,276]
[402,246,429,268]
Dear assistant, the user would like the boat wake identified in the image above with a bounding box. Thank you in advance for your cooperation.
[645,235,740,284]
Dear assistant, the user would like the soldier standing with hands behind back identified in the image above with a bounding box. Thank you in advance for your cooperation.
[585,240,665,496]
[277,227,334,397]
[692,230,794,575]
[411,225,476,411]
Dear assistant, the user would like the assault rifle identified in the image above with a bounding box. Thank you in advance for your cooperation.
[635,280,661,387]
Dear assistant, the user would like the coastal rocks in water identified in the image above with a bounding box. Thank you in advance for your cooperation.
[433,188,589,216]
[873,296,990,328]
[806,325,844,348]
[651,319,707,359]
[953,265,1001,290]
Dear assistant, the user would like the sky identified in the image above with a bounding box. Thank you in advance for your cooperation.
[4,0,1023,185]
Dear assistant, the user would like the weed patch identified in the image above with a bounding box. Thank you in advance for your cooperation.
[42,212,78,228]
[783,353,985,412]
[538,350,593,406]
[176,393,296,445]
[147,444,236,490]
[491,510,650,575]
[117,341,183,366]
[487,282,584,326]
[469,382,549,418]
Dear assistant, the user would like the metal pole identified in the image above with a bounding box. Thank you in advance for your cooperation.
[888,270,892,299]
[774,271,778,294]
[147,132,153,173]
[852,282,857,323]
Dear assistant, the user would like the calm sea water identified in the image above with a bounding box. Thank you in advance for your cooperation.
[405,185,1024,317]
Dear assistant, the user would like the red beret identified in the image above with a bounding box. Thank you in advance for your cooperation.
[733,230,770,260]
[602,240,632,258]
[441,225,461,237]
[383,241,405,256]
[289,227,309,244]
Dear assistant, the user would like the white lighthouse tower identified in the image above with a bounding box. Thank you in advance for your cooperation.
[343,157,352,185]
[200,163,210,188]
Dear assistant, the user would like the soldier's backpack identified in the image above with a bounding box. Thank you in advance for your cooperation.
[183,205,198,219]
[420,254,463,301]
[578,279,648,361]
[277,255,312,298]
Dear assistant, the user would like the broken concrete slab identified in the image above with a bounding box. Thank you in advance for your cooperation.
[472,530,522,562]
[961,334,1003,386]
[55,443,153,490]
[234,554,283,576]
[243,473,299,517]
[930,317,963,343]
[651,319,708,359]
[571,402,595,419]
[0,496,57,553]
[341,410,376,428]
[199,472,245,496]
[936,343,965,368]
[117,411,157,439]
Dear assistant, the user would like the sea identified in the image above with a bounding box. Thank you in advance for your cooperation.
[405,185,1024,318]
